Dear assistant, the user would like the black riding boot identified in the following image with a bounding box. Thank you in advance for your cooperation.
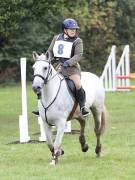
[32,110,39,116]
[76,87,90,116]
[32,93,41,116]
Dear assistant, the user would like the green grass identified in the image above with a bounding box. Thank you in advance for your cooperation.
[0,84,135,180]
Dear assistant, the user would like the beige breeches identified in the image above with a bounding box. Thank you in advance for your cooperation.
[69,74,81,90]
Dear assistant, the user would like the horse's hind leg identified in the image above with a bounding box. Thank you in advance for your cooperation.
[91,106,106,157]
[77,118,89,152]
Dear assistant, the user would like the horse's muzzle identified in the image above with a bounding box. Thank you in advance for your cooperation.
[32,84,41,94]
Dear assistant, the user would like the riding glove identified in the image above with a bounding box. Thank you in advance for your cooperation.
[63,61,69,67]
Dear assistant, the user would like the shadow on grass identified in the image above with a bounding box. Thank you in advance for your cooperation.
[6,129,80,145]
[6,139,46,145]
[32,129,80,136]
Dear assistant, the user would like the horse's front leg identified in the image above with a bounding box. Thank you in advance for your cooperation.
[42,121,54,155]
[50,119,66,165]
[77,118,89,152]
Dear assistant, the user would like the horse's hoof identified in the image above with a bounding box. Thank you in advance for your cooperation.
[61,149,64,155]
[96,153,101,158]
[95,145,101,156]
[49,159,56,166]
[50,157,58,165]
[82,144,89,152]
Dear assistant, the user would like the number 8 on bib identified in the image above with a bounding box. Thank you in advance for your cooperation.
[53,40,73,58]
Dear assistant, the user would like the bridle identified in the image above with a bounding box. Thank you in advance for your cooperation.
[33,61,52,84]
[33,60,64,126]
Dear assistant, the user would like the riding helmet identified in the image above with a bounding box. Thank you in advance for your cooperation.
[62,18,79,30]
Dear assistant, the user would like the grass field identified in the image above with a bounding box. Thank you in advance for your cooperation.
[0,84,135,180]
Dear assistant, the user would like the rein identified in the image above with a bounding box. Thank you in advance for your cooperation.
[33,66,60,85]
[40,76,64,126]
[33,61,64,126]
[33,61,74,126]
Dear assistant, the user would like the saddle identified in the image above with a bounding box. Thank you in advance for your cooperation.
[65,77,77,99]
[65,77,78,120]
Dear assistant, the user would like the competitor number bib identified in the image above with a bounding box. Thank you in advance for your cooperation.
[53,40,73,58]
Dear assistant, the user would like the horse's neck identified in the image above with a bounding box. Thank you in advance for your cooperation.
[41,67,74,113]
[41,69,62,104]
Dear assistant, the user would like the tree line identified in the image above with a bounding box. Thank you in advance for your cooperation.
[0,0,135,83]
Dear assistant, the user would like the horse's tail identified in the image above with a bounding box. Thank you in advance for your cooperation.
[100,105,107,135]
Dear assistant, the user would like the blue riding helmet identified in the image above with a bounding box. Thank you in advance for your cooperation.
[62,18,79,30]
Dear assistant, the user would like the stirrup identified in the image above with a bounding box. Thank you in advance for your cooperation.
[81,106,90,117]
[32,110,39,116]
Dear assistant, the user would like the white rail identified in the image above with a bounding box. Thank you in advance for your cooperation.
[116,45,130,90]
[100,45,116,91]
[101,45,130,91]
[19,58,30,143]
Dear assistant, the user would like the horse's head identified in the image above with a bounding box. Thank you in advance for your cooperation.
[32,51,52,95]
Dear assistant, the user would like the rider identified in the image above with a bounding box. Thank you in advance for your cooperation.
[33,18,89,116]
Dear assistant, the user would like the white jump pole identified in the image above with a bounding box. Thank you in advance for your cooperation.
[38,116,47,141]
[64,121,71,133]
[37,119,71,138]
[19,58,30,143]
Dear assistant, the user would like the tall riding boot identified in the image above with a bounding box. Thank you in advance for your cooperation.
[32,110,39,116]
[32,94,41,116]
[76,87,90,116]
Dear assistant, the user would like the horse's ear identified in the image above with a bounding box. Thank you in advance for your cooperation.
[45,51,51,62]
[33,51,38,61]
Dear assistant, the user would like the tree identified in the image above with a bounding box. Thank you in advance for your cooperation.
[0,0,135,83]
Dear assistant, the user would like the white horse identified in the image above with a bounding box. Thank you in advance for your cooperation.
[32,52,106,165]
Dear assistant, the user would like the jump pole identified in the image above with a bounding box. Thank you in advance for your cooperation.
[116,73,135,90]
[38,116,46,141]
[116,74,135,79]
[117,86,135,90]
[19,58,30,143]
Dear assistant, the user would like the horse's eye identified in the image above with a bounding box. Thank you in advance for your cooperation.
[44,67,47,70]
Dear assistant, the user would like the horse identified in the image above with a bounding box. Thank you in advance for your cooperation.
[32,51,106,165]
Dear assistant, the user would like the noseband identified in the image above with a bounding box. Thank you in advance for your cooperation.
[33,62,52,84]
